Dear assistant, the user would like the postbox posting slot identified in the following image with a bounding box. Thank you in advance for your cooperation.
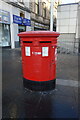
[23,41,32,43]
[40,41,51,43]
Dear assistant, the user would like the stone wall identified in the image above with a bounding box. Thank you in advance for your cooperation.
[57,3,79,54]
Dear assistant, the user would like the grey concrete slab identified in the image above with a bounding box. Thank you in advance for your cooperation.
[57,54,78,81]
[50,85,75,97]
[56,79,78,87]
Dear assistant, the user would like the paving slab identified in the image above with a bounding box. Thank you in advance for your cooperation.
[57,53,78,81]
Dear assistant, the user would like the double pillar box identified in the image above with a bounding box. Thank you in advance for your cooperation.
[18,31,60,91]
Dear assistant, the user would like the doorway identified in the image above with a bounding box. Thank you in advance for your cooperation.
[18,25,26,46]
[18,25,26,33]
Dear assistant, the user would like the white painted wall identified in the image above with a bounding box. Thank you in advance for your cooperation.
[0,0,15,48]
[0,0,31,48]
[57,3,79,53]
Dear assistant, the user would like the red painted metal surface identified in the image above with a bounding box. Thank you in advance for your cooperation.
[18,31,60,82]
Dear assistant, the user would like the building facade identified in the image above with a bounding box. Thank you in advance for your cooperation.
[53,0,62,30]
[29,0,61,31]
[0,0,62,49]
[78,2,80,53]
[57,2,79,53]
[0,0,31,49]
[29,0,50,31]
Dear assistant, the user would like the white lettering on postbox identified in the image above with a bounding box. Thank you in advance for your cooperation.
[32,52,41,55]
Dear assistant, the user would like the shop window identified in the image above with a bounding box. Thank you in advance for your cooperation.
[42,2,46,18]
[0,24,2,47]
[35,0,39,15]
[1,24,10,47]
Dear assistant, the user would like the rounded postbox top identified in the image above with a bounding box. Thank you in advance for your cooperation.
[18,31,60,37]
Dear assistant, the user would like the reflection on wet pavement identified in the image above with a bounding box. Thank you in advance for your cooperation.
[2,48,79,118]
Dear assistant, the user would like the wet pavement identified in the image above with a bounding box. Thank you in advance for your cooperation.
[2,48,79,119]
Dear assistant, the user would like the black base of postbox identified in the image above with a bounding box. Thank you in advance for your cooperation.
[23,78,56,91]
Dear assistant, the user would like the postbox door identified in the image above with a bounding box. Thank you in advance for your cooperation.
[49,46,56,80]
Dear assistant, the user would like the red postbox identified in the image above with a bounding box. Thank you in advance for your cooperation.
[18,31,60,91]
